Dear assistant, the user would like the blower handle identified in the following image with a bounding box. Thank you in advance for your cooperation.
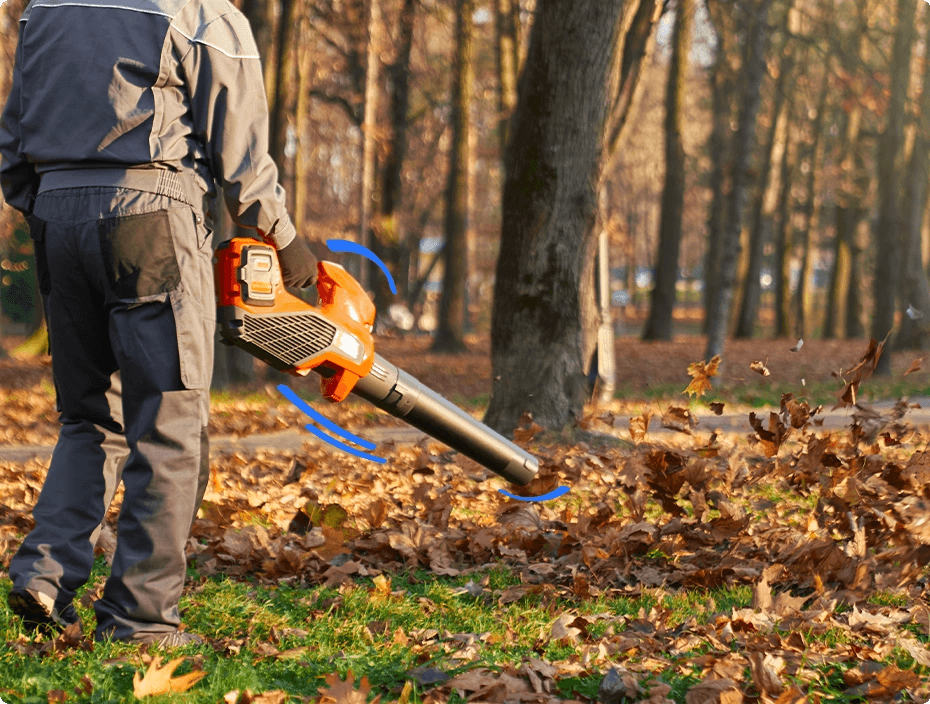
[351,354,539,486]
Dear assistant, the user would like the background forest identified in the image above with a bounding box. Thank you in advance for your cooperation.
[0,0,925,399]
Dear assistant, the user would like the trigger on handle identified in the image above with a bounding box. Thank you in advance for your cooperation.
[322,369,361,402]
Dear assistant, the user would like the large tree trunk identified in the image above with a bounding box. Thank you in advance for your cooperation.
[704,0,774,366]
[484,0,636,435]
[432,0,473,352]
[642,0,692,341]
[872,0,918,374]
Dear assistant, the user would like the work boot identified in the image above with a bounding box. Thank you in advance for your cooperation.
[96,628,204,648]
[7,587,82,633]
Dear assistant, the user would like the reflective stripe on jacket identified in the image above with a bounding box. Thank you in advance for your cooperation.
[0,0,295,249]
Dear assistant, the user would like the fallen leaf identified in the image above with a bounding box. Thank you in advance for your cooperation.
[684,356,721,398]
[630,411,653,444]
[132,657,206,698]
[685,678,743,704]
[750,360,771,377]
[318,670,380,704]
[905,358,922,375]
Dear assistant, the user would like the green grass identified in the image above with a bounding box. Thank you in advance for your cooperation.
[1,555,926,703]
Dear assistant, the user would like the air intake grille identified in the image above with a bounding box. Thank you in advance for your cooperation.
[242,312,337,366]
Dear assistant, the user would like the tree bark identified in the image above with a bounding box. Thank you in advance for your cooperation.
[293,27,313,237]
[704,0,774,366]
[495,0,520,155]
[735,62,790,337]
[357,0,382,294]
[484,0,634,435]
[895,9,930,350]
[642,0,692,341]
[871,0,918,374]
[772,111,796,339]
[605,0,663,159]
[701,0,736,335]
[794,72,829,340]
[823,6,868,340]
[432,0,473,353]
[371,0,416,327]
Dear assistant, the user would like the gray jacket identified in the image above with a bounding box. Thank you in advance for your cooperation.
[0,0,295,249]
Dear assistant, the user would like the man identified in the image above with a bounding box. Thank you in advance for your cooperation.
[0,0,317,646]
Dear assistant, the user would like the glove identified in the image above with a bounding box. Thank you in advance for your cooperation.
[277,237,318,288]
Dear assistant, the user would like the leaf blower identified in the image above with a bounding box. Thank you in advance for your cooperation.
[215,237,539,486]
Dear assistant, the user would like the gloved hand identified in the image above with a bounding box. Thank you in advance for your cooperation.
[277,237,318,288]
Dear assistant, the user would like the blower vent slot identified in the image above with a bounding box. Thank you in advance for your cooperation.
[242,312,337,366]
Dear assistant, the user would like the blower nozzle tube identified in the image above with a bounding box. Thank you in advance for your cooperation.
[351,354,539,486]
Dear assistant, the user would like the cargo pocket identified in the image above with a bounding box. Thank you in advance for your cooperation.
[169,286,208,390]
[98,211,180,299]
[99,210,206,390]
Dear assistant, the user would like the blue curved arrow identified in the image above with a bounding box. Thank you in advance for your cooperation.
[326,239,397,294]
[499,486,571,502]
[278,384,385,463]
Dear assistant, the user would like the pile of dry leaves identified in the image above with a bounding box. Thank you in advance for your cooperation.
[2,339,930,702]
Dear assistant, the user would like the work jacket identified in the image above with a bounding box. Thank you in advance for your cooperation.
[0,0,295,249]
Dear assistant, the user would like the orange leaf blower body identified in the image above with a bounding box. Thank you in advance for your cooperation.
[215,238,539,485]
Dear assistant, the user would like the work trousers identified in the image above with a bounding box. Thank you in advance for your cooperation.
[8,187,214,640]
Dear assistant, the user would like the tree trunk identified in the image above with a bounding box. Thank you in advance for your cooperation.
[772,110,796,339]
[824,8,867,339]
[845,212,866,338]
[735,10,794,339]
[642,0,692,341]
[484,0,635,435]
[293,28,313,237]
[495,0,520,155]
[896,9,930,350]
[432,0,473,353]
[794,72,829,340]
[872,0,918,374]
[373,0,416,319]
[605,0,663,158]
[269,0,298,168]
[701,0,735,335]
[357,0,382,294]
[824,202,852,339]
[704,0,774,367]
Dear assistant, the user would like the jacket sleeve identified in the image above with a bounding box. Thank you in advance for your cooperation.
[0,26,39,216]
[176,11,295,249]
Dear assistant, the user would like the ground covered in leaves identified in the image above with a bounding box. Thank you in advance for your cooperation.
[0,337,930,702]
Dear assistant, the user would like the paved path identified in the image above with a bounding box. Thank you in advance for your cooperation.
[3,397,930,463]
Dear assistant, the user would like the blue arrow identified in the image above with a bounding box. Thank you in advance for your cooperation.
[326,239,397,294]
